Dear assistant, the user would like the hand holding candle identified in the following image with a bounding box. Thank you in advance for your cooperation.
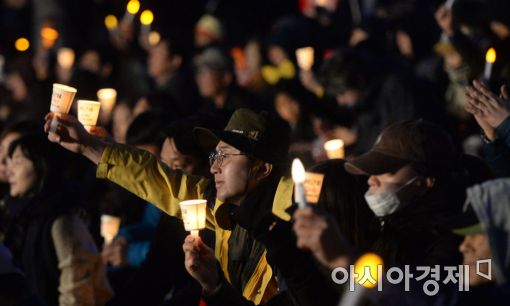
[292,158,307,208]
[122,0,140,25]
[179,199,207,236]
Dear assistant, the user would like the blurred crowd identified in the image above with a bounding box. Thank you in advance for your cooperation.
[0,0,510,305]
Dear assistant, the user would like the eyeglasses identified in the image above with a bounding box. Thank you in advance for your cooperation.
[209,150,246,167]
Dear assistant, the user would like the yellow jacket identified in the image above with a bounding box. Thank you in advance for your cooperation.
[96,144,294,304]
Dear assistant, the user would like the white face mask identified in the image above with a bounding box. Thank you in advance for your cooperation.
[364,176,418,217]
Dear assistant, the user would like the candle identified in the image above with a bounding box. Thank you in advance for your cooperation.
[296,47,314,71]
[179,199,207,236]
[49,83,77,133]
[97,88,117,124]
[324,139,345,159]
[122,0,140,25]
[104,14,119,35]
[339,253,383,306]
[14,37,30,52]
[484,48,496,81]
[100,215,121,244]
[292,158,307,208]
[57,48,75,69]
[140,10,154,36]
[77,100,101,132]
[40,26,59,49]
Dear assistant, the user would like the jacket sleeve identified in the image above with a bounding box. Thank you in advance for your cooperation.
[96,144,215,227]
[483,116,510,178]
[52,215,113,306]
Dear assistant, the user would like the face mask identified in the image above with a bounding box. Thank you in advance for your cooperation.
[364,176,418,217]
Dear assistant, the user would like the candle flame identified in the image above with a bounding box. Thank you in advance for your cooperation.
[105,15,118,29]
[354,253,384,288]
[140,10,154,25]
[15,38,30,52]
[324,139,344,151]
[292,158,306,184]
[486,48,496,64]
[41,27,59,40]
[126,0,140,15]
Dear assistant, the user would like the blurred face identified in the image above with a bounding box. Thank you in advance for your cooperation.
[275,92,300,125]
[267,45,287,66]
[7,146,37,197]
[336,89,361,107]
[160,138,200,175]
[459,233,494,286]
[0,132,22,183]
[112,104,133,143]
[148,41,174,80]
[79,50,101,73]
[196,67,225,98]
[210,141,255,205]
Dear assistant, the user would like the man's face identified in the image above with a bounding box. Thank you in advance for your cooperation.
[160,138,200,175]
[459,233,494,286]
[367,165,417,196]
[210,141,255,205]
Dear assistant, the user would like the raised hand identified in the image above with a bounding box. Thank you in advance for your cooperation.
[466,81,510,130]
[182,235,220,293]
[43,112,107,164]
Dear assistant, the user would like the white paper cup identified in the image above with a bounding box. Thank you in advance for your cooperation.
[97,88,117,124]
[179,199,207,236]
[324,139,345,159]
[296,47,314,71]
[77,100,101,132]
[100,215,121,244]
[49,83,77,133]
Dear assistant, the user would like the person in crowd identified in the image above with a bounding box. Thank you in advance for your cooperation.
[146,35,200,116]
[4,134,112,305]
[102,112,165,274]
[44,108,339,305]
[452,178,510,305]
[0,242,45,306]
[195,47,258,114]
[295,120,474,270]
[107,115,222,306]
[465,80,510,177]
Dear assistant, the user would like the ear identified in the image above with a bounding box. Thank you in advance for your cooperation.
[254,162,273,181]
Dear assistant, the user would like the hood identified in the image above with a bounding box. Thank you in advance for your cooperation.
[466,178,510,285]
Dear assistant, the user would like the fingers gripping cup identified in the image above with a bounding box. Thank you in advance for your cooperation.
[49,83,77,133]
[77,100,101,132]
[179,199,207,236]
[100,215,121,244]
